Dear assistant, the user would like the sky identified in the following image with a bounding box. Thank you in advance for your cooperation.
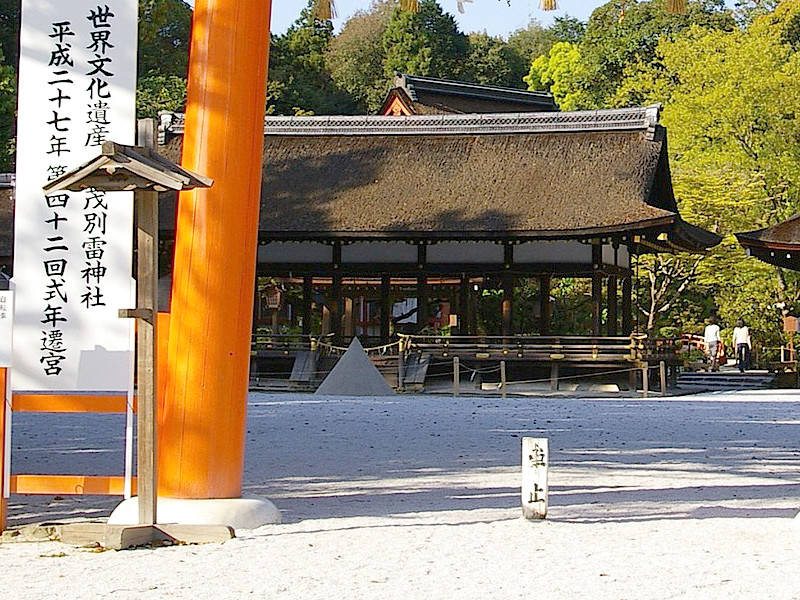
[270,0,609,38]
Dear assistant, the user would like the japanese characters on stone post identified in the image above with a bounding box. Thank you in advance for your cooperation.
[13,1,137,391]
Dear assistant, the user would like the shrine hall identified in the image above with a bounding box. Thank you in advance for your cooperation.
[0,76,722,388]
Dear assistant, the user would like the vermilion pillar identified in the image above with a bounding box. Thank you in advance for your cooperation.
[159,0,272,498]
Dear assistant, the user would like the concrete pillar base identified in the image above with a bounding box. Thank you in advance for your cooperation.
[108,495,281,530]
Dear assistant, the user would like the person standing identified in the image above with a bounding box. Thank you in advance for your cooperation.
[704,315,722,372]
[732,318,752,373]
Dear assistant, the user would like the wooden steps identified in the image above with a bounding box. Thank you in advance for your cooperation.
[676,370,776,392]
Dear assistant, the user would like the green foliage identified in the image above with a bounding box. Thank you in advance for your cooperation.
[269,2,359,115]
[0,59,14,171]
[527,0,735,110]
[465,32,527,88]
[506,21,558,65]
[381,0,470,81]
[579,0,735,106]
[617,2,800,346]
[325,1,395,112]
[524,41,595,110]
[550,15,587,44]
[138,0,192,78]
[136,74,186,118]
[0,0,19,71]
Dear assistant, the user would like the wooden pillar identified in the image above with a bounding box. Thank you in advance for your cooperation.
[160,0,272,498]
[331,274,342,343]
[539,276,551,336]
[302,277,312,337]
[459,275,470,335]
[591,273,603,337]
[417,276,428,333]
[607,276,618,336]
[321,304,331,336]
[380,276,391,345]
[502,273,514,338]
[622,275,633,335]
[343,297,354,340]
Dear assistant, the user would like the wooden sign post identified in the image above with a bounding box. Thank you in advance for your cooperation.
[521,437,548,519]
[42,128,217,548]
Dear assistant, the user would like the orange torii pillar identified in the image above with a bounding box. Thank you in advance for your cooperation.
[159,0,272,499]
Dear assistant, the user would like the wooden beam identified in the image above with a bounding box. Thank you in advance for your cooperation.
[12,394,134,413]
[11,475,135,495]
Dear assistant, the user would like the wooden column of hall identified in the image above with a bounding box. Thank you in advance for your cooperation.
[501,273,514,337]
[607,276,618,336]
[343,297,354,340]
[622,276,633,335]
[380,276,391,345]
[417,276,428,333]
[302,277,312,337]
[539,276,551,336]
[591,273,603,337]
[331,274,342,343]
[459,275,470,335]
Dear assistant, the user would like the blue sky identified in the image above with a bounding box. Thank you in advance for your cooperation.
[270,0,609,37]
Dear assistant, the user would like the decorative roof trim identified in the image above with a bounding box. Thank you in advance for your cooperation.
[159,105,663,141]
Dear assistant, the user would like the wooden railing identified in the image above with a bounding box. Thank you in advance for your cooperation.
[401,334,643,364]
[249,332,682,364]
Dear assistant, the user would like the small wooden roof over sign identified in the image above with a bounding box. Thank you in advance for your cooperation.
[42,141,212,194]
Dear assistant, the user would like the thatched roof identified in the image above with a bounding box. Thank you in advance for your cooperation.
[158,105,718,251]
[379,74,558,115]
[0,105,720,260]
[736,215,800,271]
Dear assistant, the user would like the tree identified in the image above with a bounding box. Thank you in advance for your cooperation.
[0,56,14,171]
[326,1,395,113]
[137,74,187,118]
[549,15,586,44]
[465,32,527,88]
[571,0,735,107]
[619,2,800,345]
[381,0,470,81]
[506,21,558,65]
[269,2,359,115]
[524,41,595,109]
[0,0,19,71]
[138,0,193,78]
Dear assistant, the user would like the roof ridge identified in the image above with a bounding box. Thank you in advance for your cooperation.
[160,105,662,139]
[395,73,555,104]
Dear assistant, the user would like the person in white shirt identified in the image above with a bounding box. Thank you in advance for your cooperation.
[703,315,722,372]
[732,318,751,373]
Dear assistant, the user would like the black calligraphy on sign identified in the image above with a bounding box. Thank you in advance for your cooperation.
[80,6,115,314]
[40,20,77,377]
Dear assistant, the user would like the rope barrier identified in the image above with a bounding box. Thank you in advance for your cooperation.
[315,339,402,354]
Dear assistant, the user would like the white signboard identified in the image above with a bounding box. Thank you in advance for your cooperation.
[12,0,137,391]
[0,291,13,367]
